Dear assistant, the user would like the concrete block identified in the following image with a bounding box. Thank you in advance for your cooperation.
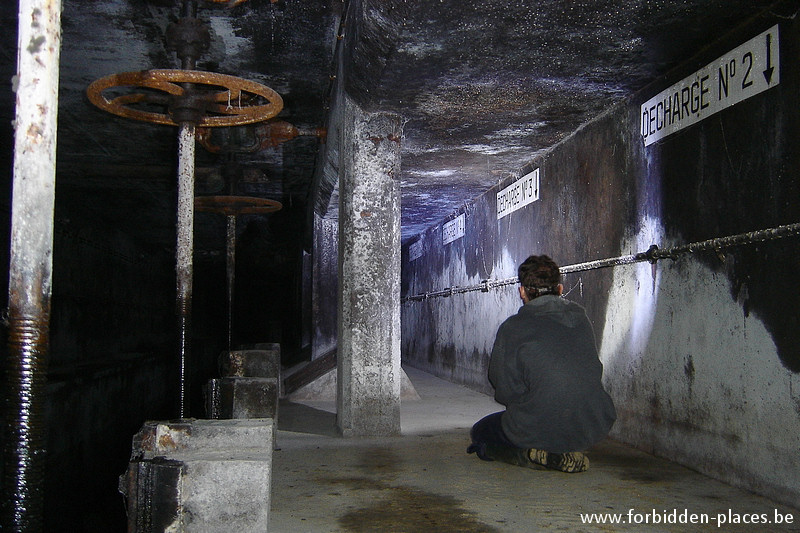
[121,419,274,532]
[205,377,279,420]
[219,347,280,379]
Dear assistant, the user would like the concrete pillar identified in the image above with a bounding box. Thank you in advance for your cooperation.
[336,97,403,437]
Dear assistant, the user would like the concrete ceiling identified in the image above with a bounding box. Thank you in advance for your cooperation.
[0,0,785,257]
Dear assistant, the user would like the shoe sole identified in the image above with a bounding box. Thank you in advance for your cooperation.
[528,449,589,473]
[551,452,589,473]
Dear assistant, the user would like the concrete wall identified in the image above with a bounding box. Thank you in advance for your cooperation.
[401,15,800,507]
[312,213,339,359]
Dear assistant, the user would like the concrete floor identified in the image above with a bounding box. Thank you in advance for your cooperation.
[270,366,799,532]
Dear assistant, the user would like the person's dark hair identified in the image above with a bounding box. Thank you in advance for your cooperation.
[518,255,561,299]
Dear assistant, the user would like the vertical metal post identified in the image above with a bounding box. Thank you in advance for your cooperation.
[182,0,198,20]
[4,0,62,530]
[176,122,196,419]
[173,0,200,419]
[226,214,236,353]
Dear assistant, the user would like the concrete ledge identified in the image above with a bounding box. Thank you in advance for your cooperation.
[133,418,274,458]
[177,457,272,531]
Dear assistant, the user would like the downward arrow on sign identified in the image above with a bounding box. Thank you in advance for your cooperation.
[763,33,775,83]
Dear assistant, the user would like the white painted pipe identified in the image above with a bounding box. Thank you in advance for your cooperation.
[226,214,236,353]
[5,0,62,529]
[176,122,196,418]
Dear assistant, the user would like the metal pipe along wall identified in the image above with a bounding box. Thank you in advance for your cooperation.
[402,222,800,302]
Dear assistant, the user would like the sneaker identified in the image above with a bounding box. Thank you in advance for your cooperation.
[527,448,549,468]
[548,451,589,473]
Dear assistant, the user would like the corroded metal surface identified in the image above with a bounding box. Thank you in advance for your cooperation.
[195,120,327,154]
[226,215,235,352]
[176,123,196,418]
[194,195,283,215]
[4,318,50,532]
[4,0,62,530]
[194,196,282,352]
[86,69,283,127]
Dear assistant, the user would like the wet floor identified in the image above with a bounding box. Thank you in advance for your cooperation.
[270,367,799,532]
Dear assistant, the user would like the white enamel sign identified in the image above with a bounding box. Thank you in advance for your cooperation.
[641,24,779,146]
[497,168,540,220]
[442,213,465,245]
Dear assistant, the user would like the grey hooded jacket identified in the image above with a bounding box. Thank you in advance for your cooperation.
[488,294,616,452]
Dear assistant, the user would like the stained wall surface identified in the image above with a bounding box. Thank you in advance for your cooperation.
[312,213,339,359]
[401,14,800,507]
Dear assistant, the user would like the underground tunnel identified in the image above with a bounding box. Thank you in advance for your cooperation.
[2,0,799,531]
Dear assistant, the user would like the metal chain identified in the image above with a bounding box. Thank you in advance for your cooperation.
[402,222,800,303]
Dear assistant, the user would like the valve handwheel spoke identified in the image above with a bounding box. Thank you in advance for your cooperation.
[87,69,283,127]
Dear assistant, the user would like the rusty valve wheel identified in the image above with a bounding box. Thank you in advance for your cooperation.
[86,69,283,127]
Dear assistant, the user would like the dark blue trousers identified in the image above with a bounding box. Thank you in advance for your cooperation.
[468,411,531,467]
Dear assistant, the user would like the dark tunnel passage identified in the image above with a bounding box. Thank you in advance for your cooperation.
[2,0,800,531]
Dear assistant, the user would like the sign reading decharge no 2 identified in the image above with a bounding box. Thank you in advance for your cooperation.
[641,24,779,146]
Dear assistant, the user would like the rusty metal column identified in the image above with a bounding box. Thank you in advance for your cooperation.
[226,214,236,352]
[3,0,62,531]
[194,193,282,353]
[173,0,200,419]
[176,122,196,418]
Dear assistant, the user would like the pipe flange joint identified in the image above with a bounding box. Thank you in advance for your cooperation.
[169,91,209,125]
[645,244,660,263]
[165,17,211,65]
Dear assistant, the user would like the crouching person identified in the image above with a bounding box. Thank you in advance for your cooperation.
[468,255,616,472]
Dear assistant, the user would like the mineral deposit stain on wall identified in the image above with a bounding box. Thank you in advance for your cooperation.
[598,214,664,377]
[600,255,800,504]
